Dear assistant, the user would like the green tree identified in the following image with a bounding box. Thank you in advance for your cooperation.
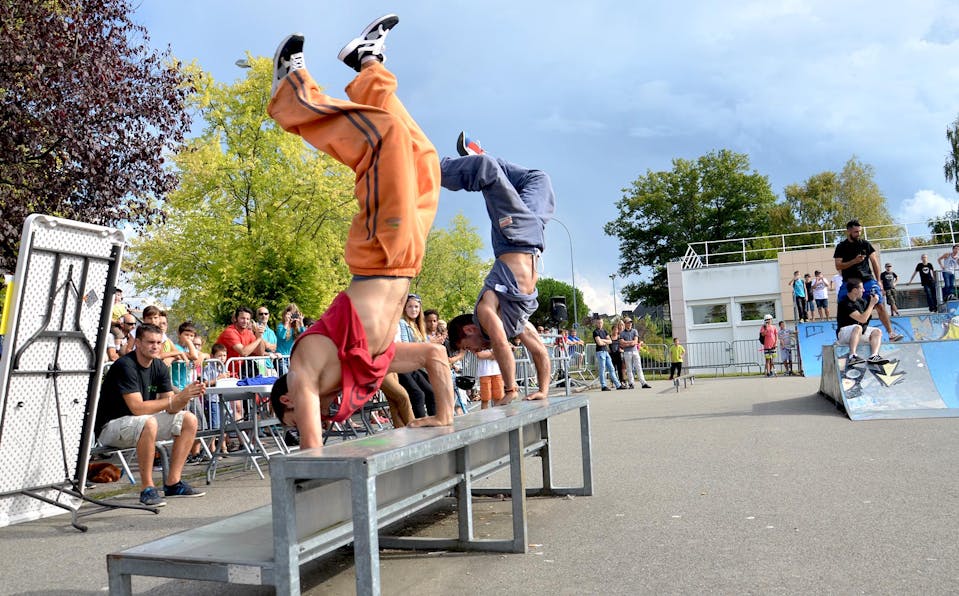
[0,0,193,273]
[928,208,959,245]
[529,277,589,329]
[606,149,778,307]
[945,115,959,193]
[130,56,356,328]
[779,157,897,243]
[410,214,489,318]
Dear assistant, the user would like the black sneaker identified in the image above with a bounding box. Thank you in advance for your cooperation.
[164,480,206,498]
[867,354,889,365]
[601,386,612,392]
[617,385,628,390]
[642,384,652,389]
[284,429,300,447]
[271,34,306,98]
[337,14,399,72]
[139,487,166,507]
[627,383,635,389]
[846,354,865,366]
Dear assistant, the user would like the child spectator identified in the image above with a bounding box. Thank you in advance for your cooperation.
[669,337,685,380]
[475,348,503,409]
[778,321,795,376]
[759,314,779,377]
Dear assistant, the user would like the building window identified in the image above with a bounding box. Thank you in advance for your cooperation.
[740,300,776,321]
[691,303,728,324]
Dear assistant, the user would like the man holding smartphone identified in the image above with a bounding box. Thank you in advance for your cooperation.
[836,279,889,366]
[833,219,903,342]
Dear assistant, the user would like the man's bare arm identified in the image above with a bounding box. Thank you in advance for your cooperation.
[287,347,324,449]
[518,323,551,400]
[475,291,518,395]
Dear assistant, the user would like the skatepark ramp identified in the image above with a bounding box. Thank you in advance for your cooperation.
[820,340,959,420]
[798,312,959,377]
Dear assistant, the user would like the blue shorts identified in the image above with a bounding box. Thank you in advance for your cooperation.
[837,278,884,304]
[815,298,828,308]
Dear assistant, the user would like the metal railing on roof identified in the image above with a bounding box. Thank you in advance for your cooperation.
[682,219,959,269]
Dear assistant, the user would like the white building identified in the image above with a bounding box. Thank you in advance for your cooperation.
[667,224,958,351]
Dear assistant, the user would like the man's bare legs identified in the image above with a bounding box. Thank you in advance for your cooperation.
[390,342,454,426]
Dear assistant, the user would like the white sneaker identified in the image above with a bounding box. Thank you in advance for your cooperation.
[271,33,305,98]
[337,14,399,72]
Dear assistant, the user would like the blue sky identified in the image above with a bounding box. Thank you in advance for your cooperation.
[135,0,959,315]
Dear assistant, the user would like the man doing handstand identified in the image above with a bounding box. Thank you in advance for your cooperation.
[268,15,453,448]
[445,135,555,404]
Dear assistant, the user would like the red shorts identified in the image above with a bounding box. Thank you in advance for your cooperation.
[294,292,395,422]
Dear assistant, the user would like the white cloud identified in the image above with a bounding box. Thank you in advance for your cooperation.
[897,189,958,223]
[576,275,626,319]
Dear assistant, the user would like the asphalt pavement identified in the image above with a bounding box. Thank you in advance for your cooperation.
[4,374,959,595]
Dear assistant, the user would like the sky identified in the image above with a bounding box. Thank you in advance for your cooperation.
[134,0,959,316]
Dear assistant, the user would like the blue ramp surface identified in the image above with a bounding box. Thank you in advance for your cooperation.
[819,340,959,420]
[798,314,958,377]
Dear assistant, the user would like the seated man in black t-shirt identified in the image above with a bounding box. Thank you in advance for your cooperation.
[835,279,889,366]
[95,323,207,506]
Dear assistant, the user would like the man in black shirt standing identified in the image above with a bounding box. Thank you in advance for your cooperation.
[879,263,900,316]
[95,323,206,506]
[835,279,889,366]
[907,254,939,312]
[833,219,903,341]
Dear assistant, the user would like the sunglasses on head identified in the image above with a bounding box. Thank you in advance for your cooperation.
[408,294,421,301]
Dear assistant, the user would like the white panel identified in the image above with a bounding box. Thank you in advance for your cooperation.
[0,215,123,527]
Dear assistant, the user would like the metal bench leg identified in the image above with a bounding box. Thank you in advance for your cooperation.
[271,461,299,596]
[538,418,555,495]
[456,446,474,543]
[352,469,381,596]
[508,428,528,554]
[107,556,133,596]
[579,403,594,496]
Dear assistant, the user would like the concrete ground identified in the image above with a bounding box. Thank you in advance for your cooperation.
[4,374,959,595]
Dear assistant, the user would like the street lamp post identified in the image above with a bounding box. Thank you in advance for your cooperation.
[610,273,618,317]
[551,219,578,329]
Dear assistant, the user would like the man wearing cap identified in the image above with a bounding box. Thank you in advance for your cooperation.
[879,263,900,316]
[759,314,778,377]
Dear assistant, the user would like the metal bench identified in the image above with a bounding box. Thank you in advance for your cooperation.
[673,374,696,392]
[106,395,592,595]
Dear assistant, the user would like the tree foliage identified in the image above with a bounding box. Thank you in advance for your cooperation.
[606,149,778,307]
[130,57,356,328]
[529,277,589,329]
[409,213,489,318]
[0,0,193,272]
[778,157,898,246]
[928,208,959,246]
[945,115,959,194]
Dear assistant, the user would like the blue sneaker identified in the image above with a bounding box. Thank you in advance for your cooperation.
[139,487,166,507]
[337,14,399,72]
[456,131,485,156]
[163,480,206,498]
